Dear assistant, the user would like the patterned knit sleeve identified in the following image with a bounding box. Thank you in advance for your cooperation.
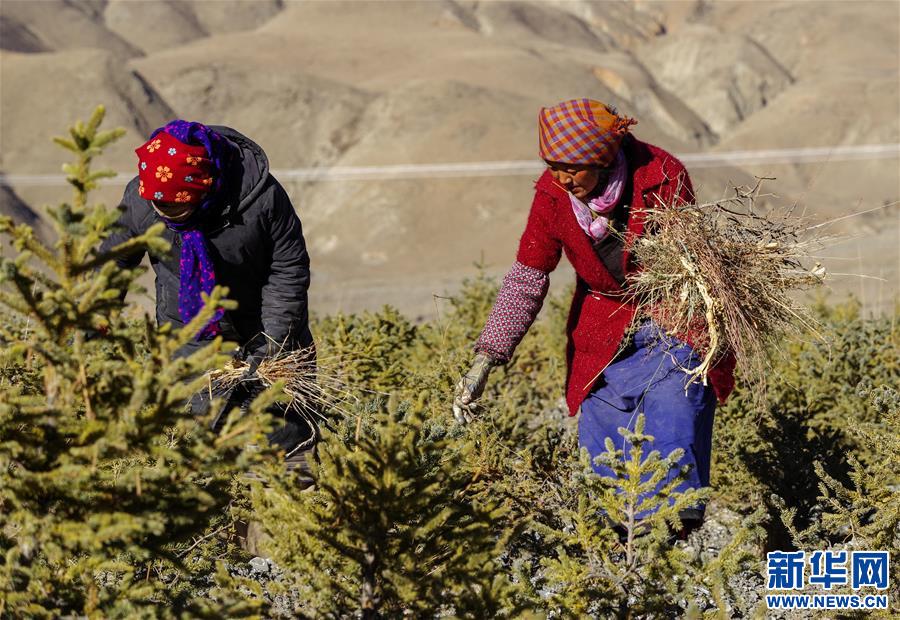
[475,261,550,363]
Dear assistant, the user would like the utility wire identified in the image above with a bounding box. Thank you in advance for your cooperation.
[2,143,898,186]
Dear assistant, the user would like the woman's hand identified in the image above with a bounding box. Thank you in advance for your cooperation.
[452,353,496,423]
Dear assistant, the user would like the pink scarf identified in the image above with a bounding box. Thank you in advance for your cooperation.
[568,149,627,242]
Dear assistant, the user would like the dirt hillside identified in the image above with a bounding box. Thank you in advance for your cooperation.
[2,0,897,317]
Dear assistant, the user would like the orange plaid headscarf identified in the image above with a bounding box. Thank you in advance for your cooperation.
[538,99,637,167]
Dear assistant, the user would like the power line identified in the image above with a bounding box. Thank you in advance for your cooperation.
[2,143,898,187]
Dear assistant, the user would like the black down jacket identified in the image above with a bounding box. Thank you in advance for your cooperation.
[102,126,313,358]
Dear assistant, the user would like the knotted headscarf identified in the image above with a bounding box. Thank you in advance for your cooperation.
[538,99,637,166]
[136,120,237,339]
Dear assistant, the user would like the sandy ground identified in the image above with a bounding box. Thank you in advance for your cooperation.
[1,0,897,318]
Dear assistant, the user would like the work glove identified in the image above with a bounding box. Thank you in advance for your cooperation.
[239,349,264,382]
[452,353,496,424]
[239,329,277,371]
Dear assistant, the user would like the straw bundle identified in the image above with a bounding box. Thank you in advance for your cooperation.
[207,345,353,424]
[627,183,827,389]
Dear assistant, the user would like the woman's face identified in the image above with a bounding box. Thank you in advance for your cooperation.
[152,200,195,223]
[545,161,610,199]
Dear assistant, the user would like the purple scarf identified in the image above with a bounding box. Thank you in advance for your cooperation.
[176,230,222,339]
[151,120,236,340]
[569,149,628,243]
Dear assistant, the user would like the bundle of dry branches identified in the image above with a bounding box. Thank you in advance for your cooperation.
[627,182,827,390]
[207,345,353,425]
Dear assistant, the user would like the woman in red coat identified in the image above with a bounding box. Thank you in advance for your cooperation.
[452,99,735,529]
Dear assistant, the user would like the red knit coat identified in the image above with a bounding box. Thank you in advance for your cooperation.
[516,136,736,415]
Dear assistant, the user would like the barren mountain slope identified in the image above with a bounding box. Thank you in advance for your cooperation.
[103,0,283,53]
[1,0,896,316]
[0,0,140,56]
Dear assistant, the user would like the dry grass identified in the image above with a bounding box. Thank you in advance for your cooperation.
[627,181,828,390]
[208,344,354,427]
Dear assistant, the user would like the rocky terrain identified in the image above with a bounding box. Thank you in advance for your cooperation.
[1,0,897,317]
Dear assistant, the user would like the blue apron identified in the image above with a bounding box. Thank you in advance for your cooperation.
[578,321,716,518]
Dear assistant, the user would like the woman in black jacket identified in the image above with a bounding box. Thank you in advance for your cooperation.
[102,120,314,466]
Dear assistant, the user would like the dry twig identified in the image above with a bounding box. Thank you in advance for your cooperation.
[627,181,828,391]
